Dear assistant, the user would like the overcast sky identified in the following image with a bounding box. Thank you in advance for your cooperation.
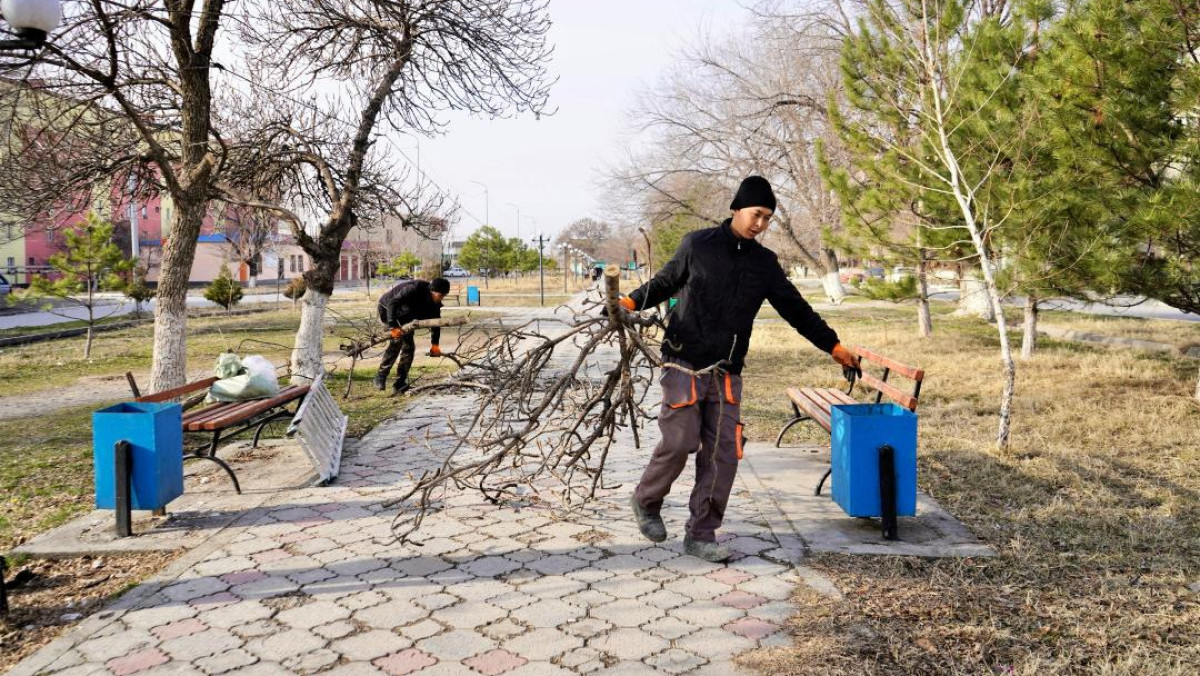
[400,0,752,243]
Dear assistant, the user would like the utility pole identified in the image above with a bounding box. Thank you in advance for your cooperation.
[561,244,568,293]
[532,234,548,306]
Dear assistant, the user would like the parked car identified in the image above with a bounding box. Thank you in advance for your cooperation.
[443,266,471,278]
[0,273,11,298]
[889,266,917,282]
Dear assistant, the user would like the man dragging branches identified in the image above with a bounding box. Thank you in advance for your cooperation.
[620,176,860,562]
[376,277,449,395]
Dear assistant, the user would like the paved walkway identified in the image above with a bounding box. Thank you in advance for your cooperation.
[12,308,819,676]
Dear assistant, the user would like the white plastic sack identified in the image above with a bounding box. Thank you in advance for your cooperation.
[206,354,281,403]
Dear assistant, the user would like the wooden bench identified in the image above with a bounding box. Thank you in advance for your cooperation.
[132,376,311,494]
[774,347,925,495]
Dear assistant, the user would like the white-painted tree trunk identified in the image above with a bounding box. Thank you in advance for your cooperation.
[248,275,258,289]
[821,272,846,304]
[955,269,995,321]
[290,288,329,384]
[1021,295,1039,360]
[150,200,204,393]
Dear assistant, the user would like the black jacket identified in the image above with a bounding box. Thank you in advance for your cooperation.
[628,220,838,374]
[378,280,443,344]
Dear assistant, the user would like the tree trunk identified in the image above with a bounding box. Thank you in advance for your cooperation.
[150,199,205,392]
[248,274,258,289]
[84,276,95,359]
[1021,295,1039,360]
[1194,366,1200,402]
[955,267,996,322]
[916,253,933,338]
[818,248,846,304]
[290,255,338,383]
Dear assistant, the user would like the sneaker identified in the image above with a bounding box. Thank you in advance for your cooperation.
[684,534,732,563]
[630,494,667,542]
[374,373,387,391]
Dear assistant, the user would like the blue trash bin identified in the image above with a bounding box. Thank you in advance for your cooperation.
[93,402,184,511]
[830,403,917,518]
[466,285,480,306]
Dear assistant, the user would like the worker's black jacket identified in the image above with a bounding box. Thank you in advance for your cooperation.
[378,279,443,344]
[628,220,839,374]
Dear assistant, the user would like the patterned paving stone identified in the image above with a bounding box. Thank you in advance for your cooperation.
[401,618,448,641]
[354,599,429,630]
[106,649,170,676]
[589,628,669,661]
[642,615,700,641]
[724,616,779,640]
[282,649,341,675]
[243,629,326,662]
[510,599,586,628]
[333,630,414,661]
[277,599,352,629]
[372,649,437,676]
[675,627,756,659]
[462,649,528,675]
[590,599,665,628]
[501,627,583,661]
[152,618,208,641]
[194,648,259,675]
[435,601,507,629]
[416,628,496,661]
[644,648,708,675]
[715,590,769,610]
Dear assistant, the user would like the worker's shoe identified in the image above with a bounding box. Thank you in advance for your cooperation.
[631,494,667,542]
[684,534,732,563]
[374,372,387,391]
[391,381,410,396]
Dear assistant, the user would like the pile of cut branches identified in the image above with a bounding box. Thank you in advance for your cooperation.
[386,267,665,543]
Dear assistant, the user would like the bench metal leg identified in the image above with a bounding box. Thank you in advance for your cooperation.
[251,409,293,448]
[775,403,810,447]
[815,468,832,496]
[183,453,242,494]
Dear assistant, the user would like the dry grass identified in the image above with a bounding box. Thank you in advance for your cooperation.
[737,305,1200,674]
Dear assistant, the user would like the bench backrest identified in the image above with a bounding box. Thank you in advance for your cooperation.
[851,347,924,411]
[135,377,219,403]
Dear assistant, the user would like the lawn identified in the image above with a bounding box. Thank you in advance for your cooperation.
[737,303,1199,674]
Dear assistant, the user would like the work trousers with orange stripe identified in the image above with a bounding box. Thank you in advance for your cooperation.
[634,360,744,543]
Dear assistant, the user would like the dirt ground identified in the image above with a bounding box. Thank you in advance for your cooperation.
[1,552,180,672]
[0,373,147,422]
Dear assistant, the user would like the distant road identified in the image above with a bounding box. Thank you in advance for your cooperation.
[925,290,1198,323]
[0,283,374,331]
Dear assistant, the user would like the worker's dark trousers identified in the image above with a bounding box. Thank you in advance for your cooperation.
[378,333,416,387]
[634,361,743,543]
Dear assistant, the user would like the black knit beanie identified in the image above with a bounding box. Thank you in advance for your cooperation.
[729,176,776,212]
[431,277,450,294]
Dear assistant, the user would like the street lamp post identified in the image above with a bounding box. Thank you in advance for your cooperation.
[507,202,521,239]
[469,180,489,227]
[532,233,548,306]
[0,0,61,51]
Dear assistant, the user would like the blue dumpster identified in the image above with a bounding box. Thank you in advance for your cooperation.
[93,402,184,511]
[466,285,480,306]
[830,403,917,518]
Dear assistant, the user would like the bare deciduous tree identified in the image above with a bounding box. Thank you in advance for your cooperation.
[1,1,240,393]
[226,0,554,382]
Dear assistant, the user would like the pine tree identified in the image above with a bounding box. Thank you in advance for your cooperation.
[18,212,134,359]
[205,264,244,311]
[824,0,1046,448]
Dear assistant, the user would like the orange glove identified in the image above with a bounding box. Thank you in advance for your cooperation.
[831,343,860,371]
[428,345,442,357]
[389,327,404,340]
[619,296,637,311]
